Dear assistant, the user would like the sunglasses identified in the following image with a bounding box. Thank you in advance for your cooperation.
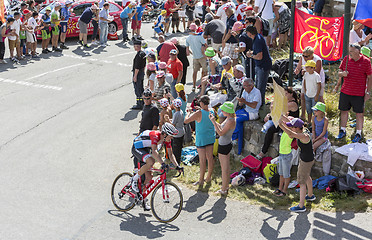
[144,97,151,100]
[303,55,310,58]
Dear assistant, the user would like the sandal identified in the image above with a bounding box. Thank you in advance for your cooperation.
[215,189,228,195]
[275,191,287,197]
[273,189,281,195]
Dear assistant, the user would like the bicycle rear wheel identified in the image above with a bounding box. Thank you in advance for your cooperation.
[150,181,183,223]
[111,172,135,212]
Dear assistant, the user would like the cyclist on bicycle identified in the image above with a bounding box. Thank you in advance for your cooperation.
[131,122,183,192]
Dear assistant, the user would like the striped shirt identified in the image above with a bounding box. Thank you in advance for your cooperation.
[339,55,372,96]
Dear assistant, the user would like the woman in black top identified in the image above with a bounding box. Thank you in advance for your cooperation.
[257,87,299,159]
[279,116,315,213]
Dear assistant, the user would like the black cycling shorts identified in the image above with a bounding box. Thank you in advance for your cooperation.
[131,145,151,169]
[218,143,233,155]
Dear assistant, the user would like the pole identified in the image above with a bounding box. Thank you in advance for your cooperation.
[343,0,351,58]
[288,0,296,87]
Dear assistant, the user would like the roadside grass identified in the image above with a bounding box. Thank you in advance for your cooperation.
[175,158,372,212]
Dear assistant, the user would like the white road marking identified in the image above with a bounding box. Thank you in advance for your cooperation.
[64,54,131,67]
[26,63,86,81]
[105,52,134,58]
[0,78,63,91]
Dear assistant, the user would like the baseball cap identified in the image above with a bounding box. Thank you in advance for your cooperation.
[175,83,184,92]
[161,9,167,14]
[65,0,73,5]
[204,47,216,57]
[147,62,156,71]
[221,56,231,65]
[220,101,235,114]
[304,60,316,68]
[55,2,61,7]
[205,13,213,22]
[312,102,326,113]
[156,71,165,78]
[235,64,245,73]
[158,62,167,69]
[91,4,98,10]
[23,9,31,14]
[189,23,197,31]
[286,118,304,128]
[232,21,244,32]
[169,49,178,55]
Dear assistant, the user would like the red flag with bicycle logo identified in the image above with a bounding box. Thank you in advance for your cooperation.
[294,9,344,61]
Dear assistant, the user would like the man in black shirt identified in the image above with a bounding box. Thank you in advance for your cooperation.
[132,40,147,110]
[139,89,160,133]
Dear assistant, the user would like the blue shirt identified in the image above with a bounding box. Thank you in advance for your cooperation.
[252,33,272,71]
[79,7,94,24]
[132,4,146,20]
[120,6,134,19]
[225,14,238,44]
[61,6,70,22]
[186,34,207,59]
[42,13,51,24]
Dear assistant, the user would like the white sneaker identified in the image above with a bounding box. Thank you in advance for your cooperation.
[142,198,151,211]
[0,59,7,64]
[131,177,139,192]
[165,32,171,37]
[91,41,98,46]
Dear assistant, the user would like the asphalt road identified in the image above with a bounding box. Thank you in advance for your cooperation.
[1,23,372,240]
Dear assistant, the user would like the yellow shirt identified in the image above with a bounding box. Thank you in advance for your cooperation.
[221,67,234,79]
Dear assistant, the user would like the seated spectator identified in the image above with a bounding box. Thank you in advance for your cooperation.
[139,89,160,133]
[311,102,328,152]
[232,78,261,155]
[199,47,222,96]
[257,87,299,159]
[202,56,233,95]
[350,20,372,46]
[221,64,245,101]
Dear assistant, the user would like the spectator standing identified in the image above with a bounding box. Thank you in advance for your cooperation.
[78,4,98,48]
[203,13,225,56]
[185,0,196,30]
[178,0,187,32]
[153,71,171,107]
[273,1,291,49]
[26,11,40,58]
[99,2,111,47]
[171,0,181,33]
[41,7,52,54]
[120,2,136,42]
[167,49,183,98]
[51,3,62,52]
[146,62,157,91]
[212,0,235,24]
[209,101,236,195]
[131,40,147,110]
[186,23,208,91]
[246,26,272,105]
[232,78,261,155]
[164,0,180,35]
[334,44,372,143]
[10,12,22,62]
[0,17,15,64]
[254,0,274,47]
[313,0,325,16]
[279,117,316,213]
[171,99,185,164]
[170,37,189,85]
[222,6,238,66]
[303,60,321,124]
[157,36,177,63]
[60,0,73,49]
[91,2,100,46]
[139,89,160,133]
[202,0,211,22]
[184,95,216,186]
[235,0,247,22]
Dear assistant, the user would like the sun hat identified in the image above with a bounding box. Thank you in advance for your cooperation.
[286,118,304,128]
[156,70,165,78]
[232,21,244,32]
[147,62,157,71]
[221,56,231,65]
[235,64,245,73]
[158,62,167,69]
[312,102,326,113]
[361,46,371,58]
[175,83,184,92]
[169,49,178,55]
[220,101,235,114]
[304,60,316,68]
[204,47,216,57]
[189,23,197,31]
[173,99,182,108]
[159,98,169,107]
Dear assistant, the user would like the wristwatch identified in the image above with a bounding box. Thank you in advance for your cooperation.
[367,92,370,95]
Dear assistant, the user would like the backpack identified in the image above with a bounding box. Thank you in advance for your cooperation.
[263,163,277,184]
[257,0,270,37]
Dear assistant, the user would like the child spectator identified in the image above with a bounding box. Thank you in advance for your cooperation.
[303,60,321,124]
[171,99,185,164]
[146,62,157,91]
[311,102,328,152]
[274,117,294,197]
[153,10,167,37]
[279,117,316,213]
[159,98,172,130]
[1,17,16,64]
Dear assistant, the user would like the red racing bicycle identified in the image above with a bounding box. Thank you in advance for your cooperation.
[111,163,184,223]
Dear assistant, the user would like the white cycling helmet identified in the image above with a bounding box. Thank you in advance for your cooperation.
[162,122,179,136]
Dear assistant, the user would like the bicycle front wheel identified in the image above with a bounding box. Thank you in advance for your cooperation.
[150,181,183,223]
[111,172,135,212]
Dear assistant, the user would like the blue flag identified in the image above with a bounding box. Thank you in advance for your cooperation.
[354,0,372,28]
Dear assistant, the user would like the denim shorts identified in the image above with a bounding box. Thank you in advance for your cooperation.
[278,152,292,178]
[305,95,316,114]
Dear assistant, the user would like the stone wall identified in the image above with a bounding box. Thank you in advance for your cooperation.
[231,121,372,179]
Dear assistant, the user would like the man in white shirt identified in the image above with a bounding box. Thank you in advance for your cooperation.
[10,12,22,62]
[26,11,40,58]
[254,0,274,46]
[207,0,235,24]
